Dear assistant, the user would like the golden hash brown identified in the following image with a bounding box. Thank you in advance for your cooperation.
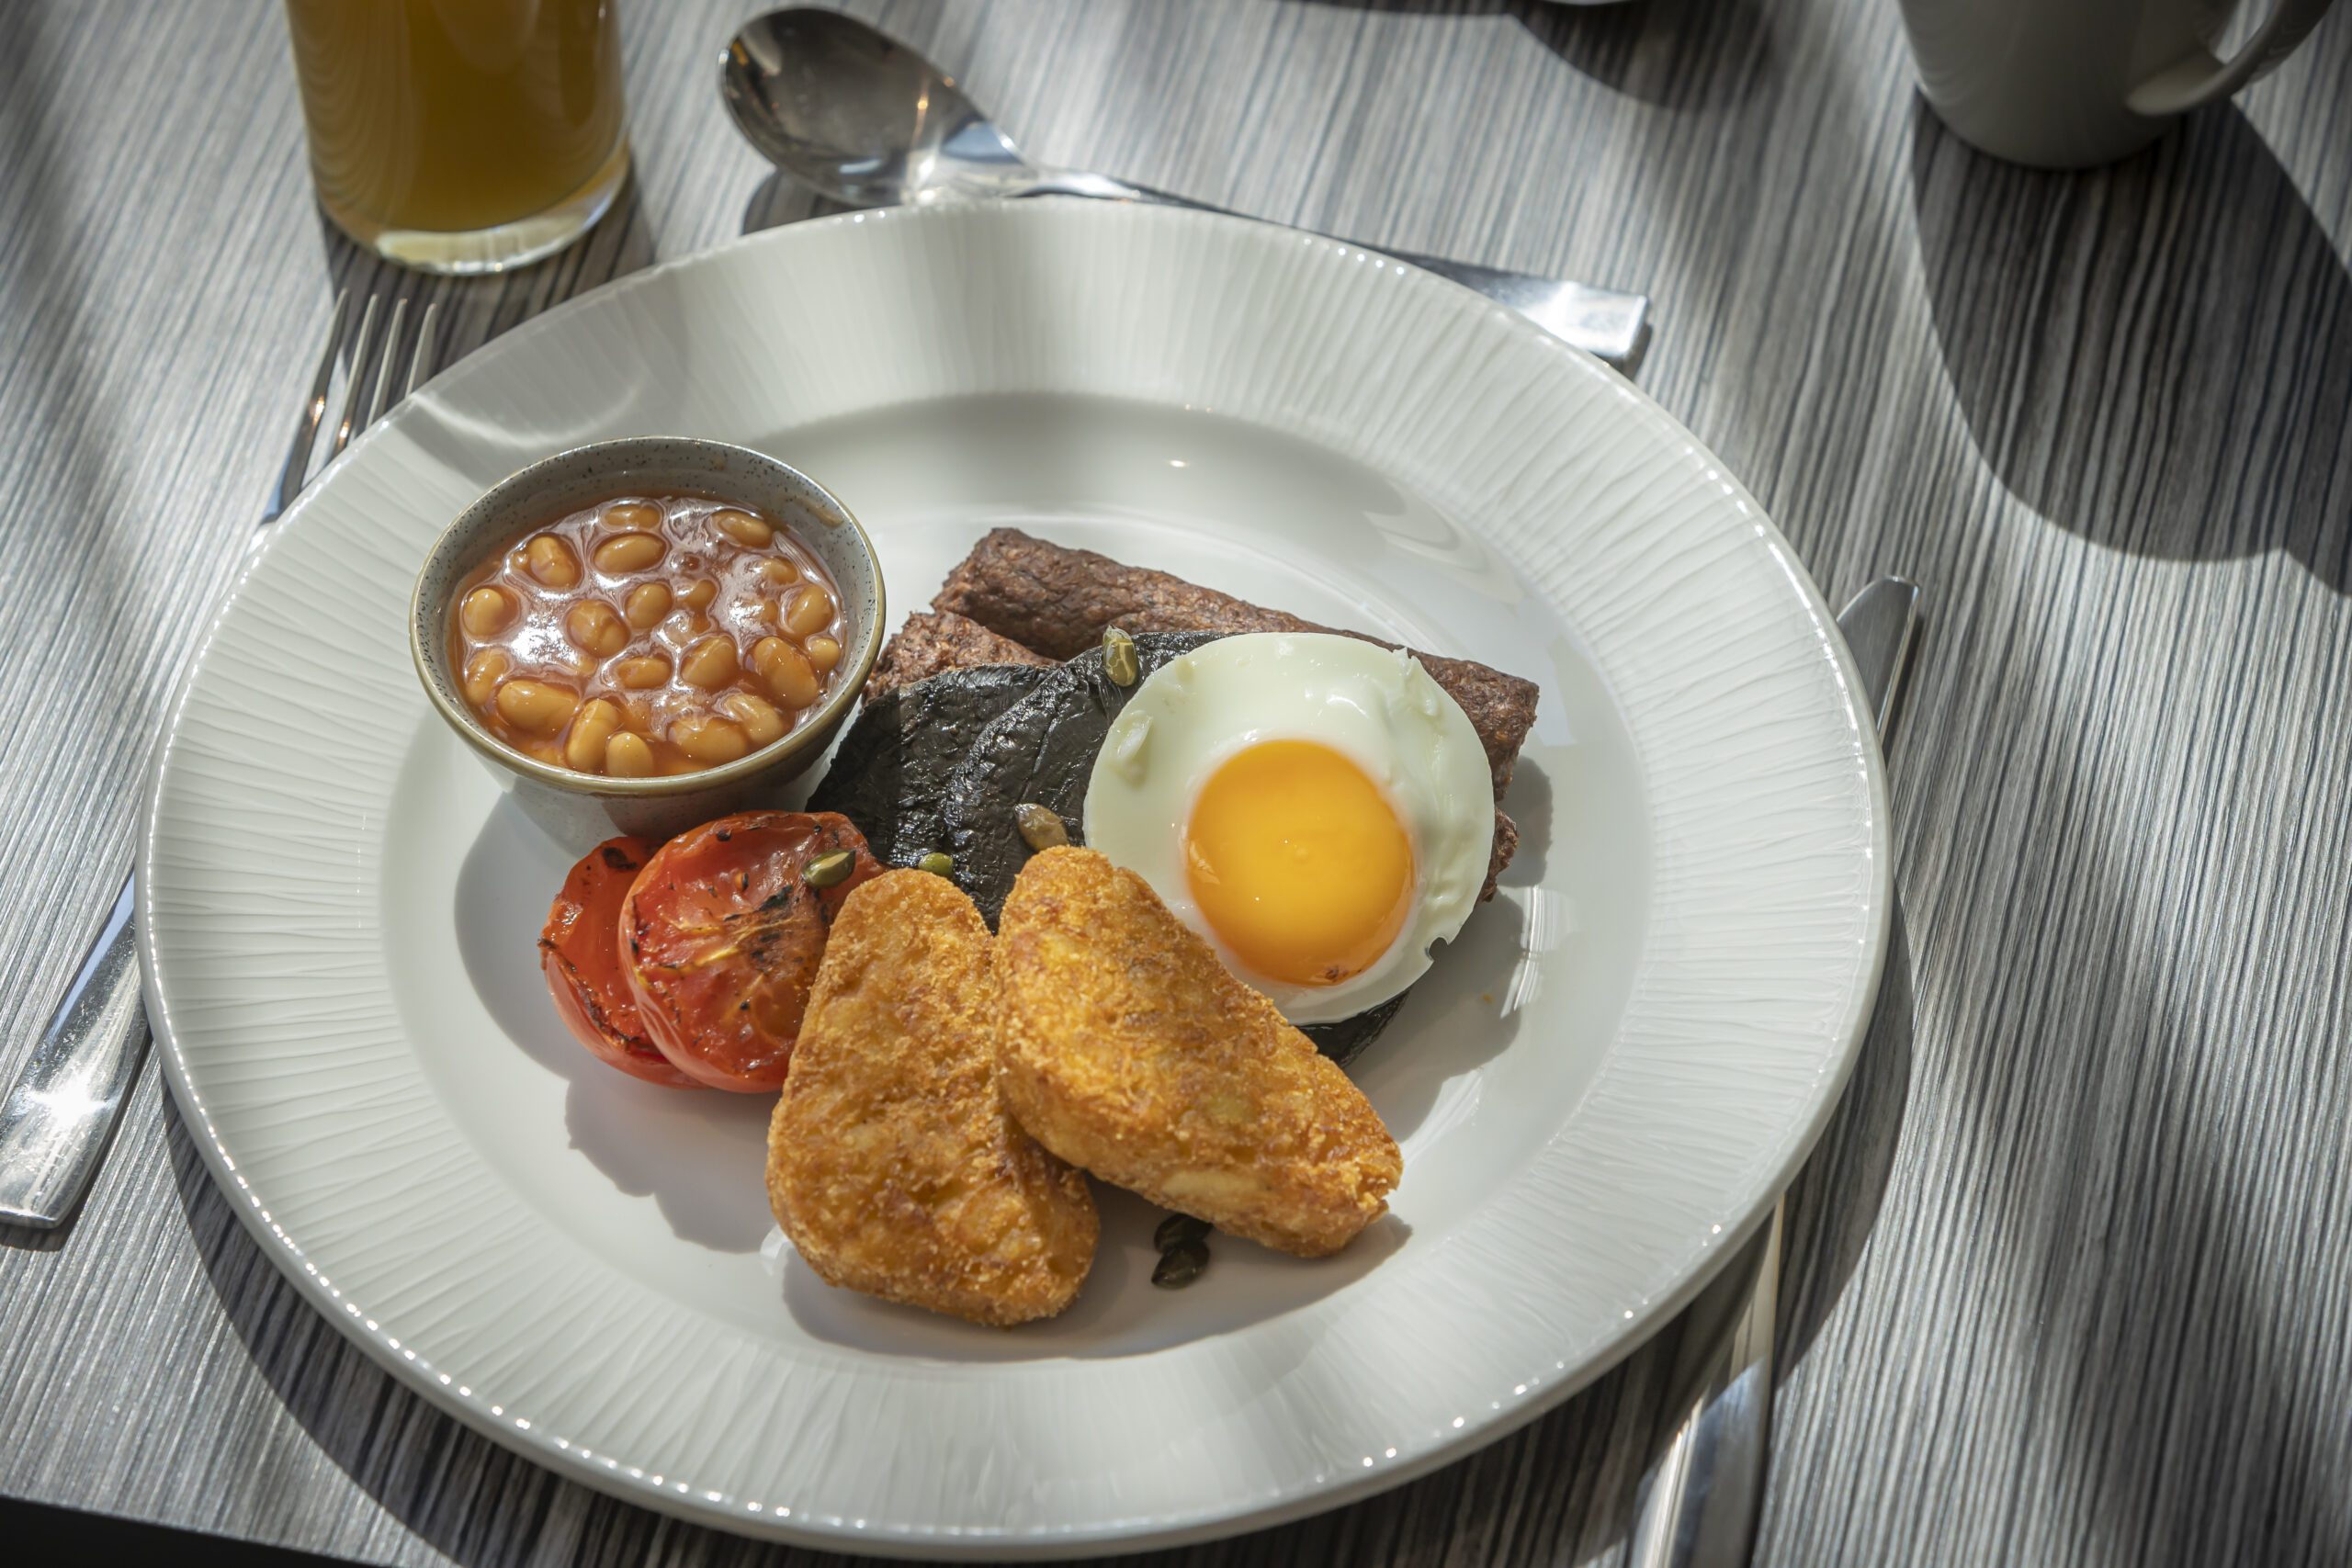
[994,847,1402,1258]
[767,870,1097,1327]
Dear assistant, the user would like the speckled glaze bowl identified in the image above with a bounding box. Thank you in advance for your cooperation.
[409,436,882,845]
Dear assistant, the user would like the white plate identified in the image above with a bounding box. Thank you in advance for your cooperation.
[141,200,1887,1557]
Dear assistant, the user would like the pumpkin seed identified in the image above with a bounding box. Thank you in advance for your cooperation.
[917,851,955,876]
[802,849,854,887]
[1152,1238,1210,1288]
[1102,626,1140,686]
[1155,1213,1211,1251]
[1014,802,1069,851]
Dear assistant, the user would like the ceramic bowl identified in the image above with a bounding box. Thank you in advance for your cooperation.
[409,436,883,845]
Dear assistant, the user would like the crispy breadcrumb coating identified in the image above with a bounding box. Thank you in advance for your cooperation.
[994,847,1401,1258]
[768,870,1096,1326]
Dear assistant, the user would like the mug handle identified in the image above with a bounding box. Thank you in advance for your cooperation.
[2126,0,2340,115]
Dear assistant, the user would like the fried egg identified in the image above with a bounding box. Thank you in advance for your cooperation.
[1082,632,1494,1024]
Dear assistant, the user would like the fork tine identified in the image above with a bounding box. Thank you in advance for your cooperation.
[365,297,409,429]
[266,288,349,521]
[332,293,382,458]
[404,299,441,399]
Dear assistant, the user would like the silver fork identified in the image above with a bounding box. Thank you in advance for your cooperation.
[0,290,440,1230]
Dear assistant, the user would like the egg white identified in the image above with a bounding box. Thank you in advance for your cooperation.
[1081,632,1495,1024]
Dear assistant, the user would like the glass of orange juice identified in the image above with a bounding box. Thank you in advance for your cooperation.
[285,0,630,274]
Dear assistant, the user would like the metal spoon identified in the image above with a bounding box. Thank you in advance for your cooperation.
[720,8,1652,372]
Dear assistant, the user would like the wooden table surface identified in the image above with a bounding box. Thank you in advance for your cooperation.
[3,2,2347,1563]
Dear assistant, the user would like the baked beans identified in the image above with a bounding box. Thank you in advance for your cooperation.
[448,495,848,775]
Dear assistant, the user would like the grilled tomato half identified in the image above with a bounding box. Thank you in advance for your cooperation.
[540,836,701,1089]
[620,811,884,1091]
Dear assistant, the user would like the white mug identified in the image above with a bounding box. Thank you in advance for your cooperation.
[1898,0,2341,168]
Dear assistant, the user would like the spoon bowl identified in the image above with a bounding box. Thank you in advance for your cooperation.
[722,8,1032,206]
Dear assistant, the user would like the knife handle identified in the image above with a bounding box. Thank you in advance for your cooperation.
[1626,1207,1782,1568]
[0,870,149,1229]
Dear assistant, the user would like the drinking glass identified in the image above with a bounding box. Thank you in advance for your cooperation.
[286,0,630,273]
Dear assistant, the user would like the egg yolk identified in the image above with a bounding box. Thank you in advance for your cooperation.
[1182,739,1415,987]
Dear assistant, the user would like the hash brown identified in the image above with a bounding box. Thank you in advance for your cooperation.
[994,847,1402,1258]
[767,870,1097,1326]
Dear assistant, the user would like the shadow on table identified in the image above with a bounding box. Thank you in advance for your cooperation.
[1847,615,2352,1566]
[743,171,856,236]
[0,1216,68,1254]
[1911,95,2352,595]
[268,167,661,469]
[1777,899,1916,1372]
[1284,0,1781,111]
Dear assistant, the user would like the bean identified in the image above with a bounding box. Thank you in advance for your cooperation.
[458,586,514,638]
[601,501,662,532]
[752,636,820,707]
[917,852,954,876]
[605,730,655,777]
[494,678,578,735]
[615,654,672,689]
[679,578,718,611]
[718,692,786,746]
[526,534,580,588]
[758,558,800,587]
[565,698,622,771]
[801,850,854,888]
[679,636,740,690]
[713,508,774,548]
[566,600,628,658]
[803,634,842,672]
[623,581,672,629]
[783,584,834,637]
[593,532,664,573]
[461,649,510,707]
[673,712,749,765]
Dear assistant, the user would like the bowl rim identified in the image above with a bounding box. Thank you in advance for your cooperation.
[407,434,885,798]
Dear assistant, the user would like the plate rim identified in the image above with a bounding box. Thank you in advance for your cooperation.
[139,197,1891,1557]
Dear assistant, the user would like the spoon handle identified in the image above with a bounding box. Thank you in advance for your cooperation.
[1009,172,1650,373]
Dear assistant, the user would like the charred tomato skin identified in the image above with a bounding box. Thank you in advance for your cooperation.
[620,811,885,1092]
[540,837,703,1089]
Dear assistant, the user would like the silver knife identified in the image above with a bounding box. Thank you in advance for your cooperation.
[1625,575,1921,1568]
